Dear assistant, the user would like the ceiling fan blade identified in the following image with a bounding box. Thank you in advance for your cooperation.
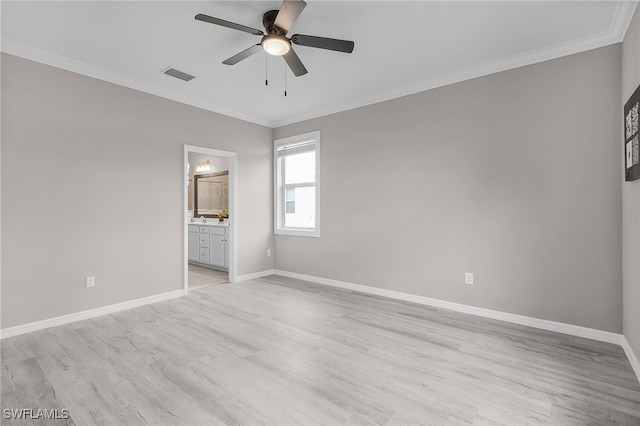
[222,44,263,65]
[274,0,307,32]
[283,48,308,76]
[291,34,354,53]
[195,14,264,36]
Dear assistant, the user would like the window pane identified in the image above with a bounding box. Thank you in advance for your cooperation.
[284,151,315,185]
[274,131,320,237]
[285,187,295,201]
[284,186,315,228]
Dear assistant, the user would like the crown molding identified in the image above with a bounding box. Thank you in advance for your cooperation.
[2,1,637,130]
[611,0,639,39]
[273,2,638,128]
[0,39,275,128]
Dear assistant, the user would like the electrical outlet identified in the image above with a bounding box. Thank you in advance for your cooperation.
[267,249,272,257]
[464,272,474,285]
[86,276,95,288]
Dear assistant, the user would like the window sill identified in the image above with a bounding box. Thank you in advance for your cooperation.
[275,228,320,238]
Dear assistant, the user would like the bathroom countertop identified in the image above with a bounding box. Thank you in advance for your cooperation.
[188,220,230,228]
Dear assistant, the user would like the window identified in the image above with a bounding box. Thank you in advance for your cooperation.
[274,131,320,237]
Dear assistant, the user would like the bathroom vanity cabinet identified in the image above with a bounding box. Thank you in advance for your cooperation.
[188,223,228,270]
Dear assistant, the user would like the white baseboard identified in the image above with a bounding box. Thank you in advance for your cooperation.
[235,269,275,283]
[0,289,186,340]
[273,270,624,346]
[622,336,640,382]
[3,269,638,384]
[274,270,640,383]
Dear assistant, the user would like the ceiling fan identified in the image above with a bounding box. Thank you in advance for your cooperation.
[195,0,355,77]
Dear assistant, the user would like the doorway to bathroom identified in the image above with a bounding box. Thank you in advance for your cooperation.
[183,145,237,293]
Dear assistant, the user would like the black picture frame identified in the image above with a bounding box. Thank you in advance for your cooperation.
[624,84,640,181]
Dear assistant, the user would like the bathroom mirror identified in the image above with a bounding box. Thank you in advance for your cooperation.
[193,171,229,218]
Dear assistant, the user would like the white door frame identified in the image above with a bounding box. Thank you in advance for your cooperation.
[183,144,238,293]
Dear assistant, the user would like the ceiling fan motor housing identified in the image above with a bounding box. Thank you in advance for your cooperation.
[263,10,286,35]
[261,9,291,56]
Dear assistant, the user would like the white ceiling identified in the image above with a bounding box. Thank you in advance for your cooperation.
[1,1,637,128]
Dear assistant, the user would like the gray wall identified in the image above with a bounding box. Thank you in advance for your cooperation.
[1,54,274,328]
[623,8,640,360]
[274,45,623,333]
[1,40,629,337]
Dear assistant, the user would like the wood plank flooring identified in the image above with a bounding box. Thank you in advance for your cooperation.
[2,275,639,425]
[188,264,228,290]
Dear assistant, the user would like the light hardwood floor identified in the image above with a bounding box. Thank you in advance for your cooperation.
[188,264,228,291]
[2,275,639,425]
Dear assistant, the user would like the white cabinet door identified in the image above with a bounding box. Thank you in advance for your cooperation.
[188,231,199,262]
[210,234,226,267]
[199,247,210,264]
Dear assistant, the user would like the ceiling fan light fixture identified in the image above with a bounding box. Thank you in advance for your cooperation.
[196,0,354,77]
[262,34,290,56]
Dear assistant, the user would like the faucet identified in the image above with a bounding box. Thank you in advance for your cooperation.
[200,216,206,223]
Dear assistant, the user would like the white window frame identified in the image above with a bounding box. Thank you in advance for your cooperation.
[274,131,320,237]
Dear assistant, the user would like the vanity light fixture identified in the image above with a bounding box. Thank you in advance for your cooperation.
[195,159,211,173]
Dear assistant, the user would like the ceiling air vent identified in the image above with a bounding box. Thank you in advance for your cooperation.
[163,68,195,82]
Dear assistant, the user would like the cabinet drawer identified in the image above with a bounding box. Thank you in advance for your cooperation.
[199,226,210,234]
[210,227,226,236]
[199,248,210,263]
[199,234,210,248]
[188,224,199,232]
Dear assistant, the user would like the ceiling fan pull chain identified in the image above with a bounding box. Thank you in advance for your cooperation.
[265,54,268,86]
[284,64,287,97]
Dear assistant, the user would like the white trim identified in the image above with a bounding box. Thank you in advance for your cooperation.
[3,2,636,129]
[184,147,190,294]
[274,131,321,238]
[278,265,640,382]
[611,0,639,41]
[0,39,273,128]
[183,145,238,291]
[622,336,640,384]
[273,32,625,127]
[2,268,638,384]
[235,269,276,283]
[0,289,185,340]
[275,270,640,383]
[274,270,624,346]
[273,1,639,128]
